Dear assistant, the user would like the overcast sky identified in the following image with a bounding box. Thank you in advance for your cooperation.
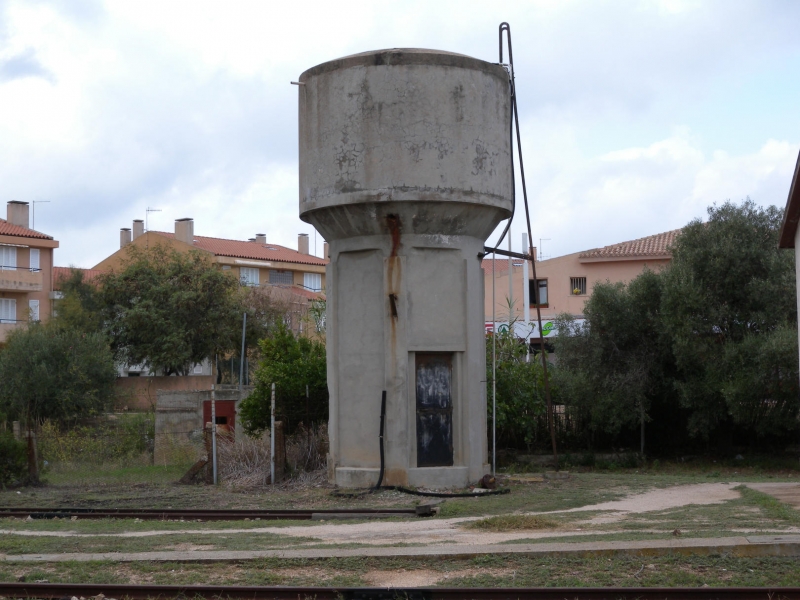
[2,0,799,267]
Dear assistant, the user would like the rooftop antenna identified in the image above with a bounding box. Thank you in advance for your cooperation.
[145,207,162,232]
[32,200,50,231]
[539,238,551,261]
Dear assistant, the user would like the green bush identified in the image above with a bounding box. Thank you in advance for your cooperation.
[37,413,155,466]
[0,431,28,487]
[240,323,327,436]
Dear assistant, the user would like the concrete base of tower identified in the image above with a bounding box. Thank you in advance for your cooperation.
[334,465,485,489]
[407,466,469,488]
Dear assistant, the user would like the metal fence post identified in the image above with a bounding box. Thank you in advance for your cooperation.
[211,398,217,485]
[271,382,276,485]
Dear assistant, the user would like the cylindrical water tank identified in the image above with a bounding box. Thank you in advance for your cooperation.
[297,48,512,489]
[298,48,513,238]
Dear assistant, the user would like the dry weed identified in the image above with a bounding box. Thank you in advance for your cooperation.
[217,423,329,488]
[465,514,560,531]
[286,423,329,473]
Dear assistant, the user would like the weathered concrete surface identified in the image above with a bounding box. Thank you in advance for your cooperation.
[298,49,512,488]
[5,536,800,563]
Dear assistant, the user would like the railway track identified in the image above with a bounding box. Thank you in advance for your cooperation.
[1,583,799,599]
[0,507,432,520]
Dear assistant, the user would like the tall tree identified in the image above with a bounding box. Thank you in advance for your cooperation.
[555,269,674,454]
[0,324,116,426]
[662,200,797,444]
[52,267,104,334]
[99,244,241,375]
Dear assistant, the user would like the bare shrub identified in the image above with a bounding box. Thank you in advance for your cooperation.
[286,423,328,474]
[217,431,271,487]
[218,423,328,488]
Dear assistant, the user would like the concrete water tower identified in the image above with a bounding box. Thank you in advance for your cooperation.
[298,49,512,488]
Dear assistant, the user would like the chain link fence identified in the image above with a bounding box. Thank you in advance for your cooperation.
[35,413,197,487]
[2,407,328,497]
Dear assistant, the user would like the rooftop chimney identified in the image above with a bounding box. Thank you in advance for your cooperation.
[255,233,266,244]
[248,238,256,242]
[120,228,132,248]
[175,218,194,245]
[7,201,29,228]
[132,219,144,240]
[298,233,309,255]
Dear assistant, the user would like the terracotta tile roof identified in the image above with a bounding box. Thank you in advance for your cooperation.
[53,266,105,288]
[579,229,680,260]
[154,232,327,266]
[0,218,54,240]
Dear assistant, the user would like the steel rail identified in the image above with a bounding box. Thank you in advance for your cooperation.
[0,507,428,520]
[1,582,800,600]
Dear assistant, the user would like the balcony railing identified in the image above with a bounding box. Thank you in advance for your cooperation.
[0,265,42,272]
[0,265,43,292]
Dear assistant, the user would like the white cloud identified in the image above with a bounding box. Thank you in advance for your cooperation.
[521,133,798,258]
[0,0,798,267]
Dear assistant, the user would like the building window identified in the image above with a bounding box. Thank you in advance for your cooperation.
[570,277,587,295]
[0,298,16,323]
[240,267,259,286]
[529,279,548,305]
[28,299,39,321]
[30,249,40,271]
[269,270,293,285]
[0,246,16,271]
[303,272,322,291]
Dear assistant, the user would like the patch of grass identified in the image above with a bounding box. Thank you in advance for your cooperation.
[5,555,800,587]
[737,485,800,525]
[0,531,317,555]
[465,514,559,531]
[0,517,329,534]
[43,464,190,486]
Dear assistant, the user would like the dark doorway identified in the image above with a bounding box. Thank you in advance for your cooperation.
[415,353,454,467]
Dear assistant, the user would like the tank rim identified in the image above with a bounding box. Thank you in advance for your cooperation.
[299,48,508,82]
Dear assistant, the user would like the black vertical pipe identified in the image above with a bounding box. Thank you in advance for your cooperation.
[375,390,386,490]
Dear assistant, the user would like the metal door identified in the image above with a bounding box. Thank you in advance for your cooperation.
[415,353,453,467]
[202,400,236,437]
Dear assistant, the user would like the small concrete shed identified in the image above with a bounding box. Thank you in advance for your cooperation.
[154,385,252,465]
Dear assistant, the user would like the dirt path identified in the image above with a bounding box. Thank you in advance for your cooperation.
[0,483,748,547]
[745,483,800,510]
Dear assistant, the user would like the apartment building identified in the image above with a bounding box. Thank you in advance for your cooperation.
[0,201,59,343]
[94,218,328,293]
[483,229,679,339]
